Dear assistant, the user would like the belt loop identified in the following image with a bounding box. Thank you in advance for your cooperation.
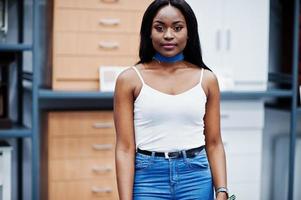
[151,151,156,158]
[182,150,187,159]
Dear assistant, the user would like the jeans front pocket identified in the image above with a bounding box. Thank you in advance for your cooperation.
[185,150,209,170]
[135,153,154,171]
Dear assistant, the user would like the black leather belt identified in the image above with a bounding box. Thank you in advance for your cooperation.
[137,145,205,159]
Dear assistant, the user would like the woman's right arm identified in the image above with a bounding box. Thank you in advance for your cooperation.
[113,70,136,200]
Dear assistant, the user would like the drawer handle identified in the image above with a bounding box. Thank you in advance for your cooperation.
[92,166,112,173]
[99,41,119,49]
[100,0,119,3]
[92,144,113,151]
[92,122,113,129]
[221,114,230,119]
[91,186,112,193]
[99,18,120,26]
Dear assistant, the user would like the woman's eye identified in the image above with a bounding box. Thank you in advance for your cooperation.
[174,26,183,32]
[155,26,164,32]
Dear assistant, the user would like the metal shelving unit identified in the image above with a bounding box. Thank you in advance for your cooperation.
[31,0,41,199]
[0,0,39,199]
[287,0,299,199]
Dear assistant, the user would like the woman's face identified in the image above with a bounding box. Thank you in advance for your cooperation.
[151,5,188,57]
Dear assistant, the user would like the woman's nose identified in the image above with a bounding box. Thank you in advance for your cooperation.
[163,28,174,40]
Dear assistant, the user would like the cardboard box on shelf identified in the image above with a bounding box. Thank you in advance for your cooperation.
[99,66,128,92]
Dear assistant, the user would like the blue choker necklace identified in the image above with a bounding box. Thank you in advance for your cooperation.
[153,52,184,63]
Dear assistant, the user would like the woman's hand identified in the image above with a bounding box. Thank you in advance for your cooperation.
[216,192,228,200]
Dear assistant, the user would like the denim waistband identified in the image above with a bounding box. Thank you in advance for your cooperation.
[136,145,205,159]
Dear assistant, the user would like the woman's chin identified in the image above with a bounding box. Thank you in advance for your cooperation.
[157,50,181,57]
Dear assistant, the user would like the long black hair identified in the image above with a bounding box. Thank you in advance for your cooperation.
[137,0,210,70]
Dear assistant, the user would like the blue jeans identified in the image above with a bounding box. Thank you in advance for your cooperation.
[133,148,214,200]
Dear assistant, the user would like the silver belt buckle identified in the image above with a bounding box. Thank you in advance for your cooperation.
[164,152,178,159]
[164,152,169,159]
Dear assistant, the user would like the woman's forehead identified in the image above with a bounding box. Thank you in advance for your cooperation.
[153,5,186,24]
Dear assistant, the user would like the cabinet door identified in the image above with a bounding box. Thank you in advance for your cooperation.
[220,100,264,129]
[222,131,262,200]
[186,0,223,73]
[222,0,269,91]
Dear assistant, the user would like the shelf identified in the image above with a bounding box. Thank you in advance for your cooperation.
[0,124,32,138]
[0,44,33,52]
[39,88,292,100]
[38,89,114,110]
[221,89,293,99]
[36,88,294,109]
[38,89,114,99]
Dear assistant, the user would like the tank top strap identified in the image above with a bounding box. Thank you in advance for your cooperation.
[200,68,204,83]
[132,66,145,85]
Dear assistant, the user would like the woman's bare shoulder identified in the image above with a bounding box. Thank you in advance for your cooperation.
[202,69,220,97]
[203,69,218,83]
[115,65,142,90]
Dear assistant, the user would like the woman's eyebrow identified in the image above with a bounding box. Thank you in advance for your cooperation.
[172,20,185,24]
[153,20,185,24]
[153,20,165,24]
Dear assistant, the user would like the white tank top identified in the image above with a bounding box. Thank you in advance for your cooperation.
[132,66,207,152]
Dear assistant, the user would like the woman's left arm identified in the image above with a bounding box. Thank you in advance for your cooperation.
[203,71,228,200]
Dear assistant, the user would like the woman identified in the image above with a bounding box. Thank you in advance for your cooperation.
[114,0,228,199]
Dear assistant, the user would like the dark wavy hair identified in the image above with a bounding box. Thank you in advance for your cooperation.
[137,0,210,70]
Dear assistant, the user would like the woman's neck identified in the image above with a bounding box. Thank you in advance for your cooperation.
[153,52,184,63]
[146,60,190,74]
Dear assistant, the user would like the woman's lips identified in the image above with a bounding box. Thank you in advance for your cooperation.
[162,43,177,50]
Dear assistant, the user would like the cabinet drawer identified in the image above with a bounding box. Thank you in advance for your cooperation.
[55,0,151,11]
[222,130,262,155]
[49,158,115,181]
[54,32,139,56]
[52,56,137,91]
[49,136,115,159]
[227,154,262,183]
[48,111,114,137]
[220,100,264,129]
[53,56,137,80]
[49,179,118,200]
[54,9,143,33]
[52,80,100,91]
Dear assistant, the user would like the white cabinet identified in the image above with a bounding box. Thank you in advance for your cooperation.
[220,100,264,200]
[188,0,223,74]
[221,100,264,129]
[186,0,269,91]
